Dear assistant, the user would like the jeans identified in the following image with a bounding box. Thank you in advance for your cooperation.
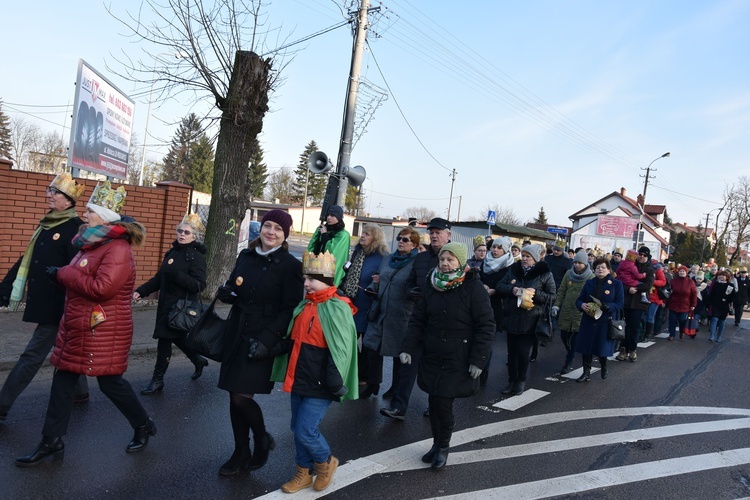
[290,394,332,468]
[709,317,727,342]
[0,324,88,414]
[43,369,148,437]
[668,310,688,338]
[391,353,419,412]
[646,302,660,324]
[623,308,645,352]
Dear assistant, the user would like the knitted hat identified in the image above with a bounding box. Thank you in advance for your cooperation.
[677,265,689,274]
[573,250,588,265]
[439,242,468,268]
[261,209,293,239]
[521,244,543,263]
[625,249,638,262]
[492,236,512,253]
[638,246,651,257]
[327,205,344,222]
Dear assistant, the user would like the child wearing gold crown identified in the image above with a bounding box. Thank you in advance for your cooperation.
[267,251,358,493]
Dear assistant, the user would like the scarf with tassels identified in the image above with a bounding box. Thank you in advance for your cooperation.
[9,208,78,311]
[430,266,466,291]
[72,224,129,250]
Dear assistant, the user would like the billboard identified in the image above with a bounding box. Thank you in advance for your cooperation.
[67,59,134,180]
[596,215,639,238]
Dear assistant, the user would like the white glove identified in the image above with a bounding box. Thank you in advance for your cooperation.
[550,306,560,317]
[726,286,734,295]
[399,352,412,365]
[468,364,482,379]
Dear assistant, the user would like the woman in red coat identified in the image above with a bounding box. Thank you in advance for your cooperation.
[666,265,697,340]
[16,182,156,467]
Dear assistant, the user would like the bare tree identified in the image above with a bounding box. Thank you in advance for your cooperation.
[265,168,295,204]
[27,131,66,173]
[719,177,750,265]
[107,0,288,292]
[10,117,41,170]
[479,204,523,226]
[403,206,437,223]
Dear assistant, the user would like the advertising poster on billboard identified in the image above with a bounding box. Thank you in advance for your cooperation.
[67,59,134,180]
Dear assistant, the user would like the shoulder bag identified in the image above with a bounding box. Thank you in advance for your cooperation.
[608,308,626,341]
[185,297,227,361]
[168,293,208,333]
[535,297,554,342]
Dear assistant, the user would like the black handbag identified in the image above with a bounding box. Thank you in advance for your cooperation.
[185,297,227,362]
[535,298,554,342]
[608,309,626,341]
[168,295,208,333]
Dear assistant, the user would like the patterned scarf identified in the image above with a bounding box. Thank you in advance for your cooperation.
[72,224,129,250]
[389,248,418,269]
[483,251,514,274]
[9,208,78,311]
[430,266,466,291]
[341,246,366,300]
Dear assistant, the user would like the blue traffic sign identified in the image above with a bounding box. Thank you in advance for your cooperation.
[547,227,568,235]
[487,210,496,225]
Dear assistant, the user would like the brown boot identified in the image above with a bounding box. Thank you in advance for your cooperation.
[281,465,313,493]
[313,455,339,491]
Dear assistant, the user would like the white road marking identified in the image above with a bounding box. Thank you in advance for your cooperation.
[655,332,670,338]
[256,407,750,499]
[561,367,600,380]
[637,340,655,348]
[433,448,750,499]
[492,389,549,411]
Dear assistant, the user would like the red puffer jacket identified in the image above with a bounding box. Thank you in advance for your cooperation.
[667,275,697,313]
[648,267,668,306]
[51,239,136,376]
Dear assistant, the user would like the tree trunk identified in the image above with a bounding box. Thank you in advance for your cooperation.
[204,51,271,295]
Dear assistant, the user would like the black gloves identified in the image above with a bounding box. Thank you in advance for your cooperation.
[0,295,9,308]
[247,337,288,360]
[408,287,423,301]
[217,285,237,304]
[600,303,610,313]
[46,266,60,281]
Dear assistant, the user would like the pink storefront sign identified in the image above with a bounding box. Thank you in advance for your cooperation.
[596,215,639,237]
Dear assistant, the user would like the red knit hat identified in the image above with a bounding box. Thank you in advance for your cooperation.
[261,209,293,239]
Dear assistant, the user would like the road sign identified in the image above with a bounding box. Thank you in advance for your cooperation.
[487,210,496,225]
[547,227,568,235]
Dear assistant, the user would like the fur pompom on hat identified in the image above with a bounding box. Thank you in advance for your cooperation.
[521,244,543,263]
[439,242,468,268]
[261,209,293,239]
[573,250,589,265]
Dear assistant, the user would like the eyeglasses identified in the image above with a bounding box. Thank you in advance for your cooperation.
[46,187,62,196]
[396,236,411,243]
[638,253,648,257]
[177,229,193,235]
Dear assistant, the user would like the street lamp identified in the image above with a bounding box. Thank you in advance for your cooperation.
[138,52,188,186]
[636,151,671,249]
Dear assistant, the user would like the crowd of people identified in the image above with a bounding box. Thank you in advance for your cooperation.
[2,189,748,492]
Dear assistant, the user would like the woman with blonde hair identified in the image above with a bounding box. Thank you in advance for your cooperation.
[338,224,389,397]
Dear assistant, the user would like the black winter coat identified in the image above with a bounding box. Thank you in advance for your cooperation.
[735,275,750,305]
[707,280,737,320]
[218,246,304,394]
[622,260,655,310]
[544,253,572,289]
[480,266,510,330]
[408,243,441,294]
[401,271,495,398]
[0,216,82,325]
[135,241,207,340]
[496,261,556,335]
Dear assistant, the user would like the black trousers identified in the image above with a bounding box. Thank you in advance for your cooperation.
[391,353,419,412]
[623,308,645,352]
[507,333,535,382]
[428,395,455,446]
[358,345,383,385]
[42,369,148,438]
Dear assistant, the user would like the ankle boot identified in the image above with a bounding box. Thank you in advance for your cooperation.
[126,418,157,453]
[313,455,339,491]
[644,323,654,340]
[432,425,453,469]
[247,432,275,471]
[15,436,64,467]
[141,371,165,395]
[191,356,208,380]
[219,445,252,476]
[422,443,440,463]
[281,465,313,493]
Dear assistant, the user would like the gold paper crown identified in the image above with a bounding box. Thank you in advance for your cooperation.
[49,173,85,202]
[473,235,486,248]
[89,181,126,214]
[181,213,205,232]
[302,251,337,278]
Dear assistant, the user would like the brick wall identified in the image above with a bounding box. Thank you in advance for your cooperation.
[0,159,192,290]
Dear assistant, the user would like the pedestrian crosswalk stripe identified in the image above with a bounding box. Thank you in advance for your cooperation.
[492,388,549,411]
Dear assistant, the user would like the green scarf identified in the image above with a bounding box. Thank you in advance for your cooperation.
[271,296,359,402]
[9,208,78,311]
[430,266,466,291]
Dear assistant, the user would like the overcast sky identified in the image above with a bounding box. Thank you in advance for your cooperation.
[2,0,748,229]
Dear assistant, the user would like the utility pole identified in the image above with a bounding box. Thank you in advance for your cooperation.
[447,168,457,221]
[333,0,371,208]
[636,152,670,248]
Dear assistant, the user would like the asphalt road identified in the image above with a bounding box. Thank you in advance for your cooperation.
[2,322,750,499]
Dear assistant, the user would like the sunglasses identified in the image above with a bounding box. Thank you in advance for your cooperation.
[396,236,411,243]
[638,253,649,257]
[177,229,193,235]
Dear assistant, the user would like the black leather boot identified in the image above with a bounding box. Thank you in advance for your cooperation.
[422,444,440,463]
[423,406,441,463]
[500,381,515,395]
[191,356,208,380]
[126,418,157,453]
[15,436,65,467]
[600,358,608,379]
[431,425,454,470]
[577,361,591,382]
[644,323,654,340]
[219,444,252,476]
[247,432,276,471]
[141,369,165,395]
